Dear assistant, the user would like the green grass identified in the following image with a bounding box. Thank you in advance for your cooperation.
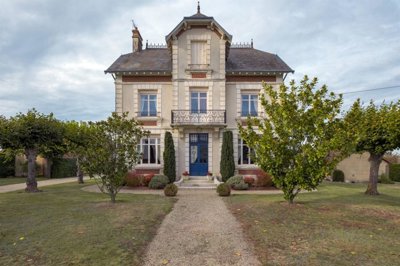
[0,181,175,265]
[0,177,48,186]
[225,182,400,266]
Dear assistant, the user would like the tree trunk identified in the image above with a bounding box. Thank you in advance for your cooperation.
[77,158,84,184]
[44,158,53,178]
[25,149,40,192]
[110,193,116,203]
[365,153,383,195]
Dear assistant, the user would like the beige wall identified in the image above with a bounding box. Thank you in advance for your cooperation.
[336,152,389,182]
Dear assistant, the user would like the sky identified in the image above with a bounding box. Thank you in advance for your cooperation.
[1,0,399,121]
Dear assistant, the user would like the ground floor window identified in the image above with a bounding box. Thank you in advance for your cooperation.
[238,138,255,165]
[138,137,160,164]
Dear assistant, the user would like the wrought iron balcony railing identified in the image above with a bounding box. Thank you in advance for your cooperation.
[171,110,226,126]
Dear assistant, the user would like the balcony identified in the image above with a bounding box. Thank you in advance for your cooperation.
[171,110,226,127]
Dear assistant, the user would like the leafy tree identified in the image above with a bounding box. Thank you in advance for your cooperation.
[345,99,400,195]
[220,130,235,182]
[239,76,351,204]
[80,112,148,203]
[0,109,64,192]
[64,121,92,183]
[163,131,176,183]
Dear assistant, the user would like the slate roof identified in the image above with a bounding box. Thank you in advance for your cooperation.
[105,48,293,74]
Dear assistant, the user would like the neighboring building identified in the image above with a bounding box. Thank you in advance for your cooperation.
[336,152,390,183]
[105,5,293,177]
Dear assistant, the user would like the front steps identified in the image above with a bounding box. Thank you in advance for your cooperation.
[178,176,218,189]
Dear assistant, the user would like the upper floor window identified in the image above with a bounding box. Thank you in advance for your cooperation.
[138,137,160,164]
[238,138,255,165]
[191,41,207,65]
[241,94,258,116]
[191,92,207,113]
[140,94,157,116]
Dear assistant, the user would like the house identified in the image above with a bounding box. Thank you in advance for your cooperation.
[336,152,390,182]
[105,4,293,178]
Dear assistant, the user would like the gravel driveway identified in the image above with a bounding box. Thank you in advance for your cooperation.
[142,190,261,266]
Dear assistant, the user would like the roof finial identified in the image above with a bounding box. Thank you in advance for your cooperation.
[197,1,200,14]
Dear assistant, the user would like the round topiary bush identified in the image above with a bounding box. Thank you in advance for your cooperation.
[226,175,243,188]
[148,174,169,189]
[232,181,249,190]
[217,183,231,196]
[164,183,178,196]
[332,169,345,182]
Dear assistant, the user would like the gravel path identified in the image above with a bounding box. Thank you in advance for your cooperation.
[142,190,261,266]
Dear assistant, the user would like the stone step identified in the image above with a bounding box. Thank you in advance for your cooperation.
[184,179,212,184]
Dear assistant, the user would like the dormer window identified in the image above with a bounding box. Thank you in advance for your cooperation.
[191,41,207,66]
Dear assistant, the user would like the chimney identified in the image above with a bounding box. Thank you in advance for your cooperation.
[132,26,143,52]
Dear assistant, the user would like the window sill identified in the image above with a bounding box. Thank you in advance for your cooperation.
[237,165,258,169]
[136,116,161,121]
[135,164,163,169]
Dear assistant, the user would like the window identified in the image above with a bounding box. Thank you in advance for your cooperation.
[241,94,258,116]
[140,94,157,116]
[191,41,207,65]
[238,138,255,165]
[138,138,160,164]
[191,92,207,113]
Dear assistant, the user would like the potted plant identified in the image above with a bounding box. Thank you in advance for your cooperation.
[207,171,213,181]
[182,170,189,180]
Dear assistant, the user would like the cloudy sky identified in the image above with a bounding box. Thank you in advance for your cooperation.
[1,0,399,121]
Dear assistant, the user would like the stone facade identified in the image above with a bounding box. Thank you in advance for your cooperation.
[106,8,293,178]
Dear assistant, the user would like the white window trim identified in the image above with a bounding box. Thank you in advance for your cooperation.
[238,138,255,165]
[138,137,161,165]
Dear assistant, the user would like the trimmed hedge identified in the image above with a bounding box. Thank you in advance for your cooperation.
[0,153,14,178]
[164,183,178,196]
[389,164,400,182]
[332,169,345,182]
[216,183,231,196]
[220,131,235,182]
[148,174,169,189]
[51,158,77,179]
[163,131,176,183]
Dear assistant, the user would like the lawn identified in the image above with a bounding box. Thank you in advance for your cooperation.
[225,182,400,266]
[0,177,48,186]
[0,181,175,266]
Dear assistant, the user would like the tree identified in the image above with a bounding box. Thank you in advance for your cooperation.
[80,112,148,203]
[345,99,400,195]
[239,76,351,204]
[163,131,176,183]
[64,121,92,184]
[0,109,64,192]
[220,130,235,182]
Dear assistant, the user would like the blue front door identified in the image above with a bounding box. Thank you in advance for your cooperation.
[189,133,208,176]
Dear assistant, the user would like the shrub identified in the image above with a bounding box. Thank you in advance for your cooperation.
[0,153,14,178]
[243,176,255,186]
[216,183,231,196]
[255,170,273,187]
[51,158,77,178]
[232,181,249,190]
[332,169,345,182]
[125,172,144,187]
[220,131,235,182]
[143,173,154,186]
[163,132,176,183]
[164,183,178,196]
[148,174,169,189]
[389,164,400,182]
[226,175,243,187]
[378,174,395,184]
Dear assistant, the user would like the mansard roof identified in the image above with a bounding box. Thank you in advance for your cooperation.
[105,48,293,74]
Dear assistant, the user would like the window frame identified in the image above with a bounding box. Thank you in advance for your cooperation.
[190,91,207,114]
[241,94,258,117]
[139,94,157,117]
[190,40,207,65]
[138,137,161,165]
[238,138,255,165]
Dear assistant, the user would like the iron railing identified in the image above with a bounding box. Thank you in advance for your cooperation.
[171,110,226,126]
